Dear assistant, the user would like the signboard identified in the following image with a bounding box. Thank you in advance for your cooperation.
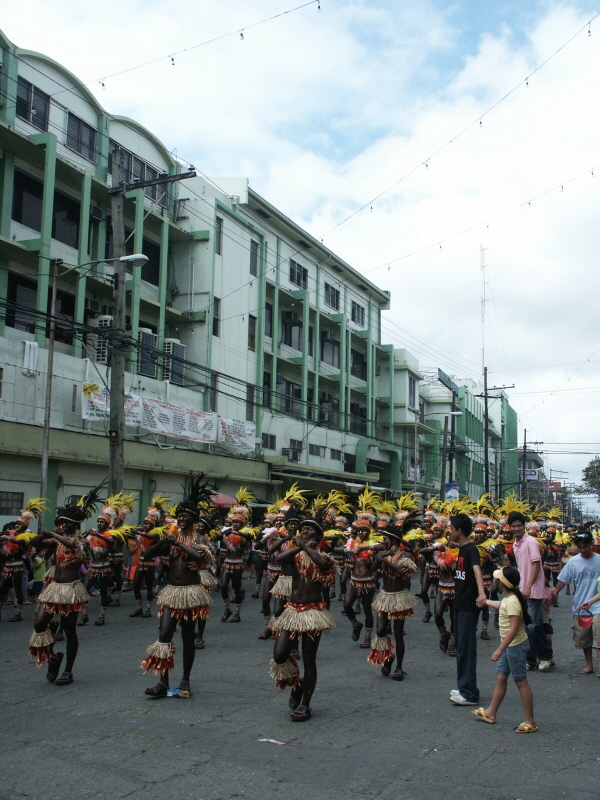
[518,468,541,482]
[437,368,459,396]
[82,388,218,445]
[444,482,460,500]
[217,418,256,452]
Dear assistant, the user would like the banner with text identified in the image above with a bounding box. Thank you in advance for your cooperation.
[217,417,256,452]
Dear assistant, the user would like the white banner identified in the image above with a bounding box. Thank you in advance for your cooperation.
[82,389,218,444]
[217,417,256,452]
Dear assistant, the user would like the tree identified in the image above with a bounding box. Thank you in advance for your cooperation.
[574,457,600,500]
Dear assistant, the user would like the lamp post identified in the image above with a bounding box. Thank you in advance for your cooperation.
[39,253,147,531]
[413,410,462,495]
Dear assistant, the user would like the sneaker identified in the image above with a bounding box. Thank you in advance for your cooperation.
[450,689,460,697]
[450,693,478,705]
[538,659,553,672]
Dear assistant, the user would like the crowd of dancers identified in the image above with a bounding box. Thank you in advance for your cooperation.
[0,479,592,720]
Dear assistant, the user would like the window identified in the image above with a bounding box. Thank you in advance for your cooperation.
[262,371,271,408]
[66,112,97,163]
[52,190,80,249]
[308,443,326,457]
[215,216,223,255]
[209,373,218,412]
[12,170,43,231]
[351,301,365,327]
[408,375,416,408]
[250,239,259,276]
[289,259,307,289]
[262,433,276,450]
[6,273,37,333]
[283,380,303,416]
[0,491,23,516]
[290,438,304,452]
[321,337,340,368]
[246,384,255,421]
[282,314,302,350]
[108,141,167,207]
[248,315,256,351]
[264,303,273,338]
[52,289,75,345]
[349,402,367,435]
[16,77,49,131]
[324,282,340,310]
[351,349,367,380]
[212,297,221,337]
[330,448,343,461]
[0,367,3,399]
[71,384,78,413]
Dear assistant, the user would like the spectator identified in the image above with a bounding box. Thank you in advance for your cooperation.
[551,531,600,675]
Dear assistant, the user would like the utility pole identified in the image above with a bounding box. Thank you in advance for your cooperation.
[475,376,514,498]
[439,415,449,499]
[521,429,527,499]
[107,153,196,494]
[108,149,127,495]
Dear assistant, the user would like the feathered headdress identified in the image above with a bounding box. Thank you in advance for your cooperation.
[546,506,564,522]
[18,497,49,527]
[145,493,171,523]
[176,473,216,520]
[99,493,125,524]
[353,486,381,528]
[56,478,107,523]
[228,486,256,521]
[474,492,495,523]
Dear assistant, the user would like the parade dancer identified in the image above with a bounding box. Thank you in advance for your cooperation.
[28,484,104,686]
[141,477,215,696]
[368,529,418,680]
[108,493,136,606]
[219,488,257,623]
[341,488,384,649]
[129,494,169,618]
[0,499,45,621]
[269,516,338,721]
[193,514,221,649]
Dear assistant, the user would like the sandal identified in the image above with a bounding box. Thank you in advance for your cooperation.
[46,652,64,683]
[439,631,451,652]
[290,704,311,721]
[480,629,490,640]
[351,622,363,642]
[177,680,192,696]
[514,722,538,733]
[145,681,168,697]
[194,638,205,650]
[422,610,432,623]
[55,671,73,686]
[381,656,394,677]
[221,609,233,622]
[258,627,273,640]
[94,617,105,626]
[471,707,495,724]
[448,637,457,657]
[391,669,406,681]
[8,612,22,622]
[359,632,372,649]
[129,608,143,617]
[141,610,152,618]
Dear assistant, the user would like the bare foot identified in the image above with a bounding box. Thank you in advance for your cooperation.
[580,667,594,674]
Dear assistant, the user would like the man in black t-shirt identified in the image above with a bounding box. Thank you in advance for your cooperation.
[448,514,486,705]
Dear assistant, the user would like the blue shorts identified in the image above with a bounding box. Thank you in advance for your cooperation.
[495,639,529,681]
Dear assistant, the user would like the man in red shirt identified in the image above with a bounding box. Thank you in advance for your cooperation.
[510,511,553,672]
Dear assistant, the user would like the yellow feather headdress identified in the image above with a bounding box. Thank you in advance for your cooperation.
[19,497,49,524]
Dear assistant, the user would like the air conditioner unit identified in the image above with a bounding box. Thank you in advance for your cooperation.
[281,448,301,462]
[282,311,300,324]
[90,205,103,222]
[163,338,185,385]
[276,372,284,384]
[138,327,158,378]
[86,315,113,364]
[321,330,336,341]
[320,411,334,424]
[85,297,101,315]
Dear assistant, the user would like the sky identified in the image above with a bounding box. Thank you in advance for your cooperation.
[3,0,600,513]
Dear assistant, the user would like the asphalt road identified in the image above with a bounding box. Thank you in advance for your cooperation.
[1,580,598,800]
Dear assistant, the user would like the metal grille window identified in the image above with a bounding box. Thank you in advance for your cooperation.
[265,303,273,338]
[262,433,276,450]
[330,448,343,461]
[246,384,255,421]
[408,375,416,408]
[324,283,340,310]
[349,402,367,435]
[263,371,271,408]
[107,141,167,207]
[290,438,304,452]
[250,239,259,276]
[308,443,326,457]
[71,384,78,413]
[209,374,218,412]
[289,259,307,289]
[215,216,223,255]
[0,367,3,399]
[351,301,365,327]
[66,112,97,163]
[283,381,303,417]
[0,492,23,516]
[248,315,256,351]
[212,297,221,337]
[351,349,367,380]
[16,77,49,131]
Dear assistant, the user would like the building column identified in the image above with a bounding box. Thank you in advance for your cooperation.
[254,236,266,447]
[72,172,92,357]
[0,48,18,126]
[0,149,15,336]
[157,217,169,371]
[30,133,57,345]
[128,188,145,370]
[270,236,281,412]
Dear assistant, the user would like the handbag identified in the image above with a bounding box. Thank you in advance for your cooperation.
[577,609,593,629]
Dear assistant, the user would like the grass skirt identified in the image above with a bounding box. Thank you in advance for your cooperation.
[270,575,292,599]
[372,589,417,620]
[38,580,89,616]
[268,656,300,690]
[28,628,56,666]
[269,602,336,640]
[367,634,394,665]
[156,583,212,623]
[200,570,218,590]
[141,641,176,674]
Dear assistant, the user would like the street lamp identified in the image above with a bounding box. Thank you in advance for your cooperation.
[413,410,462,495]
[39,254,147,531]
